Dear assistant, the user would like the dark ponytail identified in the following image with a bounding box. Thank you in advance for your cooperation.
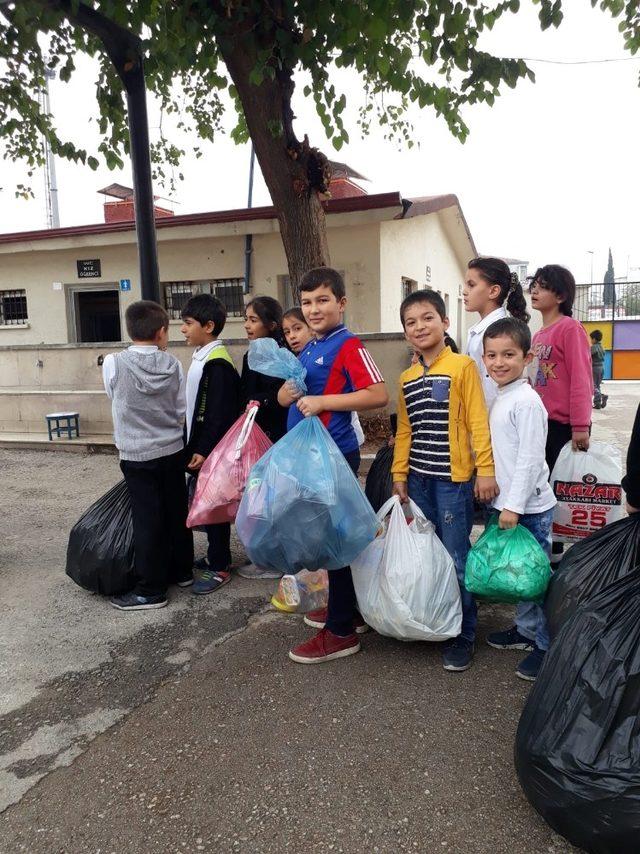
[468,257,530,323]
[245,295,285,346]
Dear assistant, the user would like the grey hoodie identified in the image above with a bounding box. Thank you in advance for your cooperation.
[110,349,186,462]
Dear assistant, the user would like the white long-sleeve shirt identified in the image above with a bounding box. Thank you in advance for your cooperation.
[490,378,556,516]
[465,306,508,409]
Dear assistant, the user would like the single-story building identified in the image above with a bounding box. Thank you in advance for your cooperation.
[0,178,478,349]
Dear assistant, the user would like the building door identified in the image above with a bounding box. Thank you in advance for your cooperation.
[68,286,121,342]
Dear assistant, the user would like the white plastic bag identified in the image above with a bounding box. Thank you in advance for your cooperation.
[550,441,623,543]
[351,496,462,641]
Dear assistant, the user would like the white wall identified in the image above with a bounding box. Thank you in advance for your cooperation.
[379,212,469,350]
[0,214,384,345]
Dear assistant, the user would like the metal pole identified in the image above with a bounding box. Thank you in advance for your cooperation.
[243,144,255,295]
[40,66,61,229]
[124,58,160,303]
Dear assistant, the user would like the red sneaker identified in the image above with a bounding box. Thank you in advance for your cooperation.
[303,607,328,628]
[303,607,369,635]
[289,628,360,664]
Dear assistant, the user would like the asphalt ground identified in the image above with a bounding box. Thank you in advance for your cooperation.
[0,382,637,853]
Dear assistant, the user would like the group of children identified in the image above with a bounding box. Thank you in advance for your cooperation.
[103,258,597,682]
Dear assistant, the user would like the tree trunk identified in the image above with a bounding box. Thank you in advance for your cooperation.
[217,31,331,300]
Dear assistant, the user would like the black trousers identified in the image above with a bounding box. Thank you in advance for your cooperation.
[546,419,573,476]
[546,420,574,557]
[205,522,231,571]
[325,450,361,636]
[120,450,194,597]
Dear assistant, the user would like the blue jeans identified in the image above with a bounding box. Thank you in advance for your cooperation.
[514,508,554,652]
[408,474,476,642]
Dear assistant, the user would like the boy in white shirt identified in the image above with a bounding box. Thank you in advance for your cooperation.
[481,317,556,682]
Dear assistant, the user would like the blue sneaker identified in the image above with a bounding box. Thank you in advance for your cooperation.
[516,647,546,682]
[192,568,231,596]
[486,626,534,651]
[110,592,168,611]
[442,637,474,672]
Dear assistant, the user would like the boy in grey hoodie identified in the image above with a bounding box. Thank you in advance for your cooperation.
[103,300,193,610]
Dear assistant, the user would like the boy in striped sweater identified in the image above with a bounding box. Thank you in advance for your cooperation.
[392,290,498,673]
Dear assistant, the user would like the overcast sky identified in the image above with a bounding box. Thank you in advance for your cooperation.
[1,2,639,285]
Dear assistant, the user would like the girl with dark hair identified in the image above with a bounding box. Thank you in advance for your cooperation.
[238,295,290,581]
[464,257,530,406]
[529,264,593,563]
[240,295,288,442]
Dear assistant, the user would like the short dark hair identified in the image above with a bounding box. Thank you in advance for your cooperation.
[483,317,532,356]
[125,300,169,341]
[283,306,308,325]
[299,267,345,300]
[400,289,447,326]
[528,264,576,316]
[181,293,226,337]
[590,329,603,342]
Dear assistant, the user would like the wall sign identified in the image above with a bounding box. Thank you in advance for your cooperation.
[76,259,101,278]
[119,279,131,292]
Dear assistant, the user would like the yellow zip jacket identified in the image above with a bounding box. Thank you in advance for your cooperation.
[391,346,494,483]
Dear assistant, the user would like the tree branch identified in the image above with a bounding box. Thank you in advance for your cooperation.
[34,0,141,82]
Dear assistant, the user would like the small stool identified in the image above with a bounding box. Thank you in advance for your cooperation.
[46,412,80,440]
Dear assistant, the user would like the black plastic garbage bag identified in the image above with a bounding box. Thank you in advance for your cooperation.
[365,445,394,513]
[65,480,135,595]
[515,572,640,854]
[545,513,640,640]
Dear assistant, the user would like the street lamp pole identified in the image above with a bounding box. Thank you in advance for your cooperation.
[587,250,594,285]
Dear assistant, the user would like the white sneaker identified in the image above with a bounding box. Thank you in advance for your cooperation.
[237,563,283,580]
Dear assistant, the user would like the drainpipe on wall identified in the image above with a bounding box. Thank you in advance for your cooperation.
[243,145,255,295]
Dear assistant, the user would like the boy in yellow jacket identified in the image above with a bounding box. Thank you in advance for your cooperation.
[392,290,498,672]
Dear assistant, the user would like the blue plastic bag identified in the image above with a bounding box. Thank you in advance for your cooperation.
[236,416,379,572]
[247,337,307,395]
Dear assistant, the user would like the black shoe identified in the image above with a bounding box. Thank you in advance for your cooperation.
[516,646,546,681]
[600,394,608,409]
[486,626,534,651]
[174,574,194,588]
[193,556,210,571]
[442,637,474,672]
[110,592,168,611]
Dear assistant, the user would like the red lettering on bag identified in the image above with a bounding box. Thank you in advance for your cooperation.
[554,480,622,504]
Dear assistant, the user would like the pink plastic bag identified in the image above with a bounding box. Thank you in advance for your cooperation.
[187,404,272,527]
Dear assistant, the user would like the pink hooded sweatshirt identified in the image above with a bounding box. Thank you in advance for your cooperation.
[532,315,593,432]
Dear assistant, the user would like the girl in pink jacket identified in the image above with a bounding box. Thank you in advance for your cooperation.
[529,264,593,562]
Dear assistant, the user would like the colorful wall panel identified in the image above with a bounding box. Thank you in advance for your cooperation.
[612,350,640,380]
[582,320,613,349]
[604,349,612,380]
[613,320,640,351]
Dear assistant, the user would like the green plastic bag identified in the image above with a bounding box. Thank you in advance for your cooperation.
[465,516,551,604]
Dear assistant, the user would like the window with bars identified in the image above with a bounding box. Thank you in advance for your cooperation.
[0,289,28,325]
[163,278,246,319]
[401,277,418,301]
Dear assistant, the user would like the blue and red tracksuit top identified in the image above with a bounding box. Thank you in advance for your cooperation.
[286,324,384,454]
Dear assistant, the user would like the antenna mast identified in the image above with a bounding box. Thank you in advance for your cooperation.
[39,66,60,229]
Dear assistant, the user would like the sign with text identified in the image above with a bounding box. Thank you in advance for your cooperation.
[119,279,131,292]
[76,259,101,278]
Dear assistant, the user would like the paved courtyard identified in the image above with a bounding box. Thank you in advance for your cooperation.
[0,383,637,853]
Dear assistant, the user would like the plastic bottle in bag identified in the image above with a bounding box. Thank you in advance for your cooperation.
[271,569,328,613]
